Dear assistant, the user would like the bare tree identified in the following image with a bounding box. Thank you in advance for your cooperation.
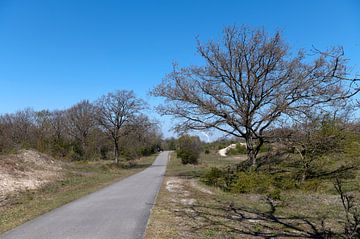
[65,100,96,157]
[283,112,348,181]
[334,178,360,238]
[120,114,161,159]
[0,108,36,148]
[95,90,145,163]
[49,110,67,142]
[152,26,359,167]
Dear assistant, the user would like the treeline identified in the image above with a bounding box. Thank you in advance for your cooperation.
[0,90,162,162]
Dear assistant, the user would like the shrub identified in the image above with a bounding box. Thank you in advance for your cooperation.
[273,175,297,190]
[118,161,137,169]
[227,148,237,155]
[202,165,326,195]
[176,135,202,164]
[69,142,85,161]
[227,143,246,155]
[259,143,272,153]
[236,143,247,154]
[267,188,282,200]
[100,145,109,160]
[299,179,321,192]
[230,172,274,194]
[202,167,224,187]
[202,167,237,191]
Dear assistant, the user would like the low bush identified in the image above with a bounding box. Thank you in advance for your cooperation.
[227,143,271,156]
[267,188,282,200]
[230,172,274,194]
[202,167,225,187]
[202,166,300,194]
[202,162,337,195]
[176,135,202,164]
[202,166,238,191]
[227,143,247,155]
[118,161,137,169]
[259,143,272,153]
[299,179,322,192]
[273,175,297,190]
[236,144,247,154]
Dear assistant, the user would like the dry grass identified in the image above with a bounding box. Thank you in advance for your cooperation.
[145,152,353,238]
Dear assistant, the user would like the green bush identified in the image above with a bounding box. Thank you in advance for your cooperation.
[227,143,272,156]
[230,172,274,194]
[267,188,282,200]
[259,143,272,153]
[236,144,247,154]
[202,167,237,191]
[202,167,224,187]
[176,135,202,164]
[202,165,326,195]
[202,167,275,193]
[273,175,297,190]
[100,145,109,160]
[118,161,137,169]
[227,148,237,155]
[227,143,247,155]
[299,179,321,192]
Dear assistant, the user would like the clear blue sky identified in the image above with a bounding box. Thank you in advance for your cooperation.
[0,0,359,138]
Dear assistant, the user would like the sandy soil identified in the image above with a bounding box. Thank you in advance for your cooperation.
[0,150,63,204]
[218,143,246,156]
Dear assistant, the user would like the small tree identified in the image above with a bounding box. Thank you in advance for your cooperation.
[285,114,346,181]
[334,178,360,238]
[152,26,359,167]
[176,135,202,164]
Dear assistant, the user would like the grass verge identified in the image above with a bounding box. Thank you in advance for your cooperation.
[0,154,157,234]
[145,152,353,238]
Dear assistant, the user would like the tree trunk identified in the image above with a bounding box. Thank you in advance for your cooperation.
[302,161,310,182]
[248,148,257,168]
[245,136,258,168]
[81,139,87,160]
[114,140,119,164]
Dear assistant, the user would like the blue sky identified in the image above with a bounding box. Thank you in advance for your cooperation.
[0,0,359,138]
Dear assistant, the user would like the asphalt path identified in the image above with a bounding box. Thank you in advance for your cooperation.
[0,151,170,239]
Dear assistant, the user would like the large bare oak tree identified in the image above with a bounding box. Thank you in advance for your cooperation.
[152,26,359,167]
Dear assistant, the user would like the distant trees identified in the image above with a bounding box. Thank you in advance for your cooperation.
[152,26,359,167]
[0,90,160,163]
[161,137,177,151]
[0,108,36,150]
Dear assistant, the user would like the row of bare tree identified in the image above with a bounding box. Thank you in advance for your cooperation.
[0,90,161,163]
